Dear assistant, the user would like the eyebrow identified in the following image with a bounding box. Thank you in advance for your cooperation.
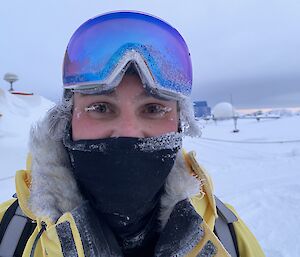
[133,91,153,101]
[135,89,173,102]
[79,89,117,98]
[79,88,169,102]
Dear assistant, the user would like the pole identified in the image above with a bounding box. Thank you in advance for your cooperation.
[9,82,14,92]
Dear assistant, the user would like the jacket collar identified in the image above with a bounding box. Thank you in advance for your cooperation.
[54,198,204,257]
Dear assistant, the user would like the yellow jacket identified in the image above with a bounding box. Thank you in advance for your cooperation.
[0,151,265,257]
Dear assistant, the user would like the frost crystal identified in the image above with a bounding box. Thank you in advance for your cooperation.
[178,98,202,137]
[137,132,182,152]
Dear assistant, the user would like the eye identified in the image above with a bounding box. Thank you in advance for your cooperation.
[142,104,172,117]
[85,103,112,114]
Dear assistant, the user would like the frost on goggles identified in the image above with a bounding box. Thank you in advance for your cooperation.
[63,11,192,98]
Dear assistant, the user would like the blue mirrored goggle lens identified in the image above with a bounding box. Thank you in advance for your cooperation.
[63,11,192,97]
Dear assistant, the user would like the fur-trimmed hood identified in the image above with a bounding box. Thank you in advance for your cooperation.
[28,110,202,228]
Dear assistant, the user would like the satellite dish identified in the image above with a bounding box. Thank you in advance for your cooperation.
[3,73,19,92]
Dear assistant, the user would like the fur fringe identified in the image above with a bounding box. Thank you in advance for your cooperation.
[28,109,83,222]
[159,152,202,229]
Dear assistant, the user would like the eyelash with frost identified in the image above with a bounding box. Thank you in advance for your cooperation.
[84,105,102,112]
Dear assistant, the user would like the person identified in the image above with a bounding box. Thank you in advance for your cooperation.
[0,11,265,257]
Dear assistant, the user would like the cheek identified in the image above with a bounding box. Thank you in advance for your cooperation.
[167,112,179,131]
[72,107,86,128]
[71,109,85,140]
[71,109,96,140]
[149,112,179,135]
[73,107,83,119]
[166,104,179,130]
[72,110,112,140]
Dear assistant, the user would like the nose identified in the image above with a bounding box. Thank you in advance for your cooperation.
[111,114,145,138]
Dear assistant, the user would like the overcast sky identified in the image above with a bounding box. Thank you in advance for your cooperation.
[1,0,299,108]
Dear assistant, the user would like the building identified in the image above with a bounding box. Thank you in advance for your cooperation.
[193,101,211,118]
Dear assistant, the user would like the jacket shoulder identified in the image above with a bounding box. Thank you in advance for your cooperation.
[225,204,266,257]
[0,199,16,221]
[184,151,265,257]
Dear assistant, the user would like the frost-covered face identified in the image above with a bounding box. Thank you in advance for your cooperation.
[71,74,179,140]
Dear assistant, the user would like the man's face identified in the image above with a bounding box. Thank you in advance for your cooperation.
[72,74,179,140]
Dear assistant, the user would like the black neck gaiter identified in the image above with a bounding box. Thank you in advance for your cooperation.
[63,132,182,252]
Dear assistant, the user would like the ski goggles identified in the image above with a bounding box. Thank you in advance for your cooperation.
[63,11,192,99]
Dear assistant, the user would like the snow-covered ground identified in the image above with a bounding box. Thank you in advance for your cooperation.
[1,88,299,256]
[0,88,54,201]
[185,116,300,257]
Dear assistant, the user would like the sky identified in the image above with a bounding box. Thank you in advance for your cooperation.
[0,0,300,108]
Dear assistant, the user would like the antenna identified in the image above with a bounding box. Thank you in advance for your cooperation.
[3,73,18,92]
[230,93,235,117]
[230,93,239,133]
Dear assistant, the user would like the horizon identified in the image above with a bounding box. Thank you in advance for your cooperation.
[236,106,300,114]
[1,85,300,113]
